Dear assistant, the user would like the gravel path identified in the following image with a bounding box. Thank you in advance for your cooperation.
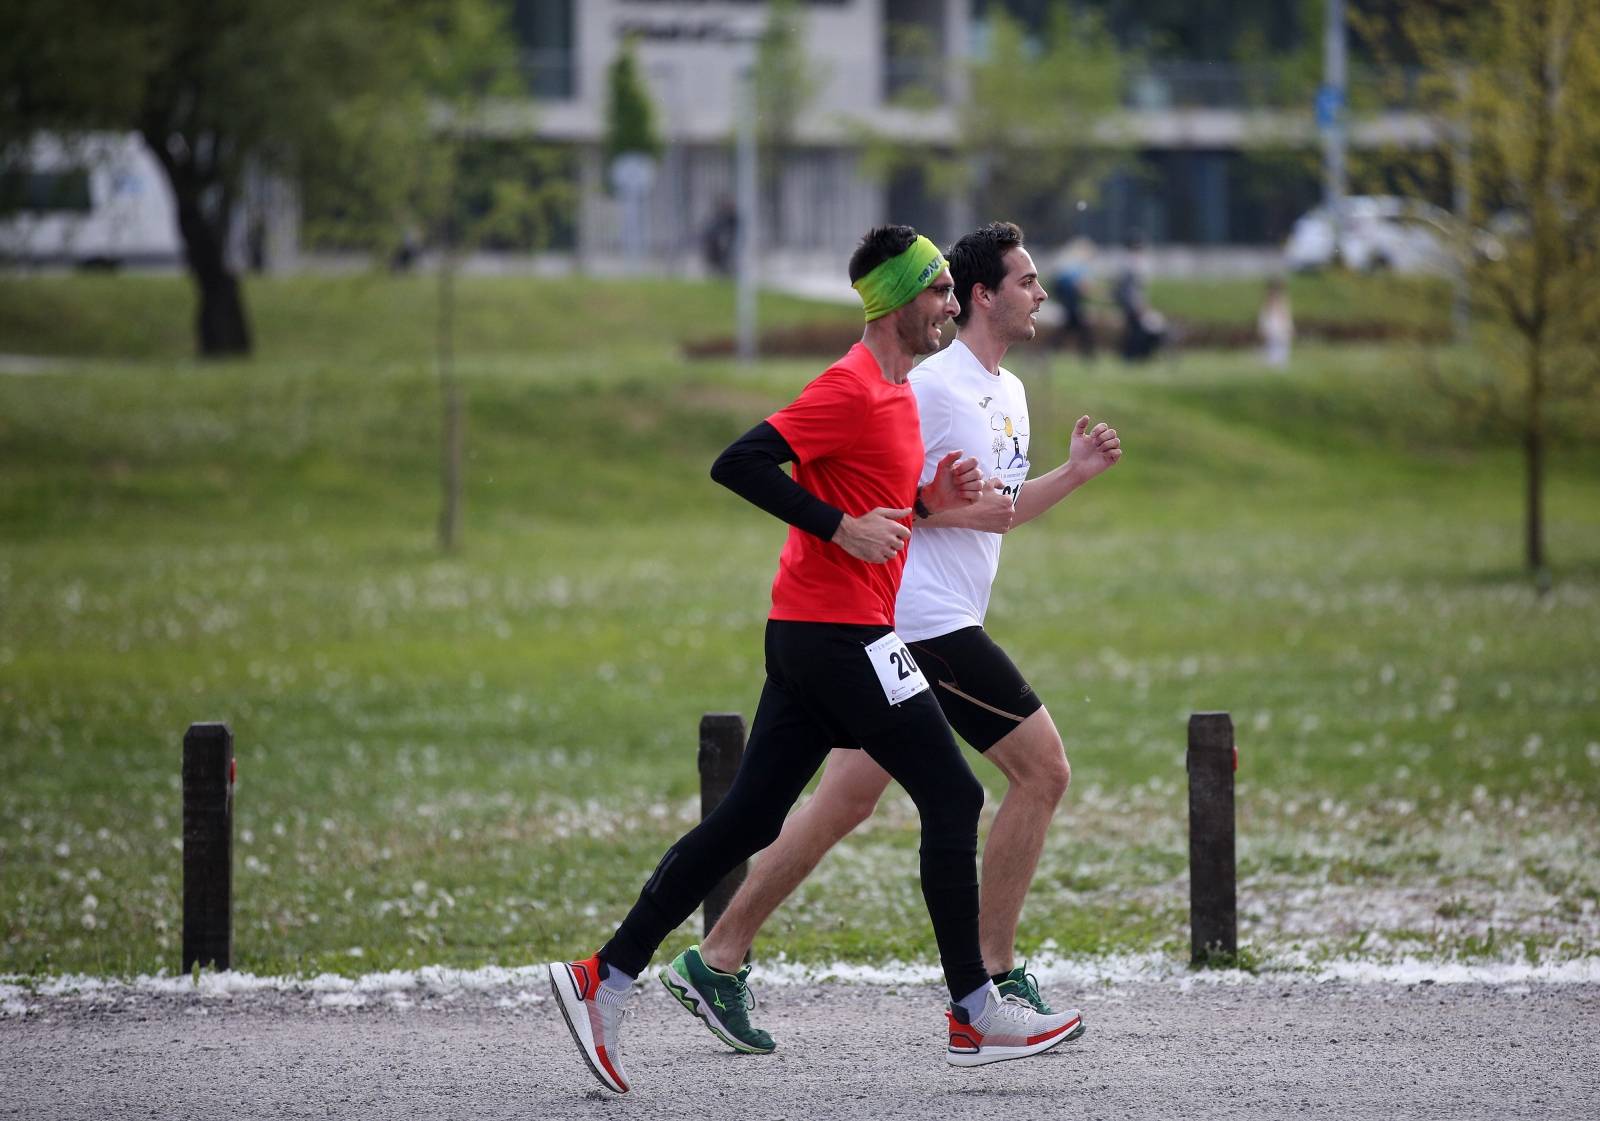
[4,976,1597,1119]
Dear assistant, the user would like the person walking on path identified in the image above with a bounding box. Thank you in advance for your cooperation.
[1054,236,1098,359]
[1259,275,1294,368]
[1113,231,1165,361]
[665,220,1122,1051]
[547,225,1085,1095]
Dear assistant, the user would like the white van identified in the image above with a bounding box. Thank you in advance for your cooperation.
[1283,195,1455,275]
[0,133,182,267]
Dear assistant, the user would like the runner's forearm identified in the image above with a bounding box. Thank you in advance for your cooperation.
[1011,460,1090,527]
[917,499,1000,531]
[710,421,846,541]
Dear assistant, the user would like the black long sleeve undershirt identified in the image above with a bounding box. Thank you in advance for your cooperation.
[710,421,845,543]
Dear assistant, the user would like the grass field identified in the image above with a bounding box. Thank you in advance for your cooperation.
[0,268,1448,361]
[1,272,1597,981]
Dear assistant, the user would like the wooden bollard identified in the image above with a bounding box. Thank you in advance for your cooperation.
[182,722,235,973]
[698,713,748,936]
[1186,711,1236,964]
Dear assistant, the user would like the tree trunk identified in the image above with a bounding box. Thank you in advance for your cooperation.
[1525,425,1546,575]
[193,266,252,358]
[144,133,252,358]
[172,181,251,358]
[437,255,464,554]
[1525,344,1547,586]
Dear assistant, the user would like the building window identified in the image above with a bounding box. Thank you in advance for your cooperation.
[886,165,948,246]
[883,0,948,105]
[513,0,577,100]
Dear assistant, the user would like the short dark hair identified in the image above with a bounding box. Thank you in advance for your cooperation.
[945,221,1024,326]
[848,224,920,284]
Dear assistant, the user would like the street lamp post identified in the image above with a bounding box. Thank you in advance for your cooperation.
[1321,0,1348,260]
[735,66,759,364]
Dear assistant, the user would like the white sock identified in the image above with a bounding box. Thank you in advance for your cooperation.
[600,963,636,994]
[955,981,997,1023]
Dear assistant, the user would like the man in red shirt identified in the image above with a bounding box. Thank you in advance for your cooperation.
[548,226,1084,1095]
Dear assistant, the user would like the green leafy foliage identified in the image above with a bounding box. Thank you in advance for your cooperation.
[603,37,662,166]
[754,0,822,155]
[1364,0,1600,574]
[860,1,1128,233]
[0,0,535,356]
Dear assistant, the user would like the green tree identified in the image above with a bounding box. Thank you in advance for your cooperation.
[603,36,662,171]
[753,0,822,244]
[602,37,662,267]
[2,0,566,550]
[0,0,506,359]
[390,1,572,553]
[303,1,571,554]
[860,2,1127,238]
[964,5,1127,218]
[1400,0,1600,582]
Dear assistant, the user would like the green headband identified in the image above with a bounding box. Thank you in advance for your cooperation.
[852,235,948,321]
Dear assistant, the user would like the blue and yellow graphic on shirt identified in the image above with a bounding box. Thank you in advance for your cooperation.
[988,410,1030,496]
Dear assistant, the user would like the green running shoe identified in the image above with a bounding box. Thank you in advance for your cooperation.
[995,965,1055,1014]
[658,945,776,1054]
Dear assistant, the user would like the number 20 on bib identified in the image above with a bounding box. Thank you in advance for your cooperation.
[864,631,931,705]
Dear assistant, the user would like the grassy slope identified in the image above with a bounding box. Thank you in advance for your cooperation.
[0,269,1447,362]
[0,274,1595,978]
[0,273,864,363]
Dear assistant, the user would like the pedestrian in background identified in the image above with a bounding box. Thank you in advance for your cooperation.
[1259,275,1294,368]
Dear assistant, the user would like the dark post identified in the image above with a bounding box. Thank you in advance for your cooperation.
[698,713,748,935]
[1186,711,1236,964]
[183,722,234,973]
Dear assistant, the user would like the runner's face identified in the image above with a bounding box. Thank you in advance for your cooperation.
[992,247,1047,343]
[898,268,958,356]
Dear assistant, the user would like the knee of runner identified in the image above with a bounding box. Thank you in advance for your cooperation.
[904,765,985,827]
[835,785,882,832]
[1025,726,1071,803]
[1044,751,1071,803]
[747,815,787,853]
[947,769,987,823]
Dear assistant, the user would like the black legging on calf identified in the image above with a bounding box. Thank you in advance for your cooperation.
[599,621,990,1002]
[598,763,806,979]
[899,753,986,999]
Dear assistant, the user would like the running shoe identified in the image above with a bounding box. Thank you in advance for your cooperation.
[658,944,776,1054]
[995,964,1055,1013]
[945,987,1084,1068]
[547,954,631,1094]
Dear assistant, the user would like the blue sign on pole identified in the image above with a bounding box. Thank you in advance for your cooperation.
[1315,84,1344,130]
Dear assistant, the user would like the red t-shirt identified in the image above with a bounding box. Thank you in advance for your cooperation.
[765,343,924,625]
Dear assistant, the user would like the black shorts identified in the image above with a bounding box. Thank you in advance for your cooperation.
[759,620,956,755]
[905,626,1043,752]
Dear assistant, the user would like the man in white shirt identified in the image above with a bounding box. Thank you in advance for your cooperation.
[666,221,1122,1044]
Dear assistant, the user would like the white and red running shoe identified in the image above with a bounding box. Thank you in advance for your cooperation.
[945,987,1085,1067]
[548,954,631,1093]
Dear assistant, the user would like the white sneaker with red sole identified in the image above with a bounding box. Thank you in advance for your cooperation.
[548,954,631,1093]
[945,987,1085,1067]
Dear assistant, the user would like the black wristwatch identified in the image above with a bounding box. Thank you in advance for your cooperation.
[913,488,932,520]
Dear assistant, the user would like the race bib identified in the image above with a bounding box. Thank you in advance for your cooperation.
[996,463,1029,500]
[864,631,931,706]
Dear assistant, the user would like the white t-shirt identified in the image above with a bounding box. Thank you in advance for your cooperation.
[896,338,1030,642]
